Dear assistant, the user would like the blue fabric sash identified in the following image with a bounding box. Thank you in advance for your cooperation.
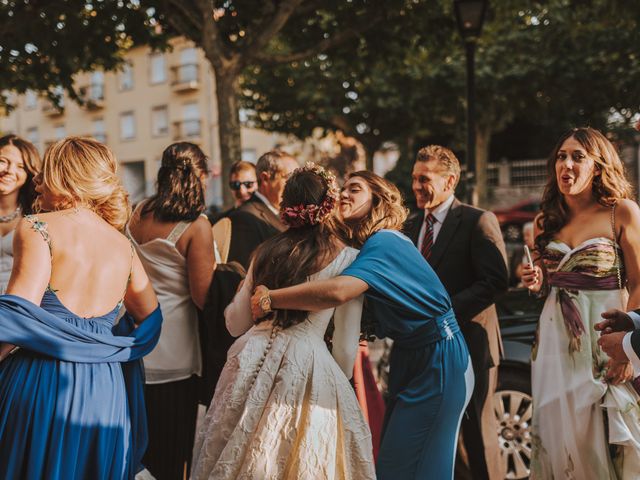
[0,294,163,476]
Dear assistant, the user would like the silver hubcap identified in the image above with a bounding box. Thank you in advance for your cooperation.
[494,389,532,480]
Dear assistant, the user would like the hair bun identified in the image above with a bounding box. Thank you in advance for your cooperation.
[280,163,339,228]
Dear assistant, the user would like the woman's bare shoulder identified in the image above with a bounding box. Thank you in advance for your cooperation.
[616,199,640,220]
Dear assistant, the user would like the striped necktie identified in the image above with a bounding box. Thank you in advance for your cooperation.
[421,213,436,261]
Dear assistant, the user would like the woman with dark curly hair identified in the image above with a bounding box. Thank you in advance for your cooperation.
[192,163,375,479]
[250,171,473,480]
[127,142,215,480]
[522,127,640,478]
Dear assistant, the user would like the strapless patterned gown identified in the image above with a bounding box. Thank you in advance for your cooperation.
[531,238,640,479]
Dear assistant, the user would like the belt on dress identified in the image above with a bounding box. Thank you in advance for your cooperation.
[392,309,460,349]
[548,271,620,353]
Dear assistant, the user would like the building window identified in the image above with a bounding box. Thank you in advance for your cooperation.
[151,105,169,137]
[24,90,38,110]
[26,127,39,149]
[118,62,134,91]
[120,111,136,140]
[149,53,166,84]
[121,161,146,204]
[90,71,104,101]
[182,102,200,137]
[93,118,106,143]
[178,48,198,83]
[54,124,66,140]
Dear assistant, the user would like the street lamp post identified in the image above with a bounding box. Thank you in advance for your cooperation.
[454,0,488,206]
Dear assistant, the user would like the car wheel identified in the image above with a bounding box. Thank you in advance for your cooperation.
[494,367,532,480]
[503,224,522,242]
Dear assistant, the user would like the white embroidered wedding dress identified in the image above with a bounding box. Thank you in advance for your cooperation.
[191,247,376,480]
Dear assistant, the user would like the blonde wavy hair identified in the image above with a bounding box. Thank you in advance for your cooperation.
[338,170,408,248]
[37,137,131,231]
[536,127,633,253]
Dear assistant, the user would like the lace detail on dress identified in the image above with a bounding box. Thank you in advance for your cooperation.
[191,246,375,480]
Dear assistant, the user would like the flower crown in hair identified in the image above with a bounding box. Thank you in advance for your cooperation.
[280,162,339,228]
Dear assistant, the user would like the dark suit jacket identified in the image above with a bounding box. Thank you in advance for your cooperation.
[197,261,246,406]
[227,194,286,269]
[631,311,640,357]
[405,198,509,406]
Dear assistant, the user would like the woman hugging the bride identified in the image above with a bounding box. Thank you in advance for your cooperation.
[191,163,375,480]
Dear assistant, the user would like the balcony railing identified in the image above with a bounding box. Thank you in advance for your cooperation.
[173,119,201,141]
[170,64,200,92]
[79,83,105,110]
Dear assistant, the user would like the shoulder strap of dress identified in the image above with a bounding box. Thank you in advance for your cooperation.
[166,221,191,244]
[118,242,135,307]
[610,204,618,243]
[24,214,53,256]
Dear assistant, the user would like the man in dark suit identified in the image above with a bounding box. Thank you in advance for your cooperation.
[227,150,298,269]
[404,145,508,480]
[596,309,640,373]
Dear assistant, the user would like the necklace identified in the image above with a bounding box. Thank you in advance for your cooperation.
[0,206,21,223]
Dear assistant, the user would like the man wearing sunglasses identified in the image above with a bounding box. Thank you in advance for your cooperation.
[210,161,258,224]
[229,161,257,207]
[227,150,298,269]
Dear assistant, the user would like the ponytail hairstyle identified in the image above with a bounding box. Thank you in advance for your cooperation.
[142,142,208,222]
[36,136,130,230]
[0,134,42,214]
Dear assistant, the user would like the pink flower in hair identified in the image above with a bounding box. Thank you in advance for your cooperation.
[280,163,339,228]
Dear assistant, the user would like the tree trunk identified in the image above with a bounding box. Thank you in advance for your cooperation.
[475,125,492,208]
[215,70,242,207]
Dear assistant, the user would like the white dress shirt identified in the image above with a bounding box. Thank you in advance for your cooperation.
[253,191,279,216]
[418,194,456,251]
[623,311,640,375]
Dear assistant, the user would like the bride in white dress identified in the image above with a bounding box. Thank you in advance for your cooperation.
[191,164,375,480]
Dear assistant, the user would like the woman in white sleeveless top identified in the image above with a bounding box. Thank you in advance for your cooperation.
[127,142,215,480]
[0,135,41,293]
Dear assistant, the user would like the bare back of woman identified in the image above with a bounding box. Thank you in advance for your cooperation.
[0,136,160,480]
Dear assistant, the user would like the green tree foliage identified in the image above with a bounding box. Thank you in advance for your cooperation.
[1,0,407,205]
[0,0,167,105]
[241,0,640,205]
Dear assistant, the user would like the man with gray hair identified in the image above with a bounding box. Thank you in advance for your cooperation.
[404,145,508,480]
[227,150,298,269]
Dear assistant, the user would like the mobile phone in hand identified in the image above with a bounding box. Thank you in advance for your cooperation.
[524,245,533,267]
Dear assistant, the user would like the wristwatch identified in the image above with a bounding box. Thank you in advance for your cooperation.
[258,290,272,316]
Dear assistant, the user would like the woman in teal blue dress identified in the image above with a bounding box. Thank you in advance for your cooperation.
[251,171,473,479]
[0,137,162,479]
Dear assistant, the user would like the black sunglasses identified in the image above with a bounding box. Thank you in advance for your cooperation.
[229,180,256,191]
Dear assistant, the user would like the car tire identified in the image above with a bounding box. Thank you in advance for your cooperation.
[494,366,532,480]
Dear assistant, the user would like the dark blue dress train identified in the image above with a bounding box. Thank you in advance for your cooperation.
[0,292,162,480]
[342,230,474,479]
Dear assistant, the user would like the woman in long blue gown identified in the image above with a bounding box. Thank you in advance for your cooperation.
[251,171,474,479]
[0,137,162,480]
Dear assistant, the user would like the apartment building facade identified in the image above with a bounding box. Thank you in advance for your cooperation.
[0,37,289,206]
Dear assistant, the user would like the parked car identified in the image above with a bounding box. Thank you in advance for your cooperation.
[493,199,541,242]
[494,287,543,480]
[375,287,542,480]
